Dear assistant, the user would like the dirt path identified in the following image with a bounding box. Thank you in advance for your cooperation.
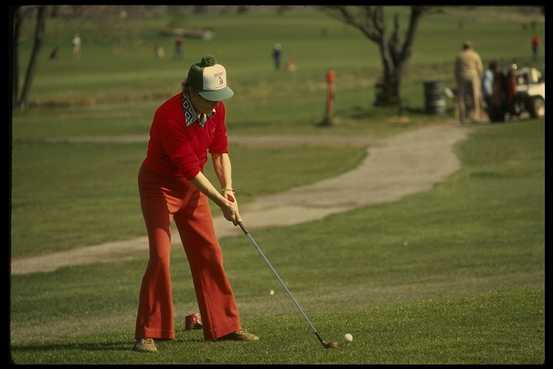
[12,123,471,275]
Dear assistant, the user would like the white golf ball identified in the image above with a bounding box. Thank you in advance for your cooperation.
[270,289,275,295]
[344,333,353,342]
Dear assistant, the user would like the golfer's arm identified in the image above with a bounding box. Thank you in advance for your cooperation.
[211,153,233,191]
[191,171,228,208]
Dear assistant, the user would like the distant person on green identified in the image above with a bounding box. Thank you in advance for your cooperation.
[531,34,540,60]
[175,35,183,58]
[481,60,496,112]
[72,33,81,59]
[272,43,282,70]
[454,41,484,123]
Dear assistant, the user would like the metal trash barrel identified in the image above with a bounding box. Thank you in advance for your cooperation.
[423,81,447,114]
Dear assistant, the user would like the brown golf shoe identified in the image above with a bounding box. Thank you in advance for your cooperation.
[218,330,259,342]
[133,338,158,353]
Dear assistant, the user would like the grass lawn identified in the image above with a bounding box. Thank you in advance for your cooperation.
[13,6,544,138]
[11,142,365,258]
[10,120,544,364]
[10,6,544,364]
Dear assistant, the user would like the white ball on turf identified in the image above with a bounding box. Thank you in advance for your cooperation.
[344,333,353,342]
[270,289,275,295]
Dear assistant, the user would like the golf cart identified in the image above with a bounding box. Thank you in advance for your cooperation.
[487,65,545,122]
[513,67,545,118]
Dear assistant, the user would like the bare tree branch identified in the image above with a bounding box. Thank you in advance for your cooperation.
[371,7,384,38]
[399,6,427,62]
[388,13,401,66]
[323,6,381,42]
[321,5,429,106]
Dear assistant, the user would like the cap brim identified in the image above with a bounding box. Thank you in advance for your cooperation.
[198,86,234,101]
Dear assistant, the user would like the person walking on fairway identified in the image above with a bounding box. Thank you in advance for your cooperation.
[175,35,183,58]
[454,41,484,123]
[530,34,540,60]
[133,55,258,353]
[272,43,282,70]
[72,33,81,59]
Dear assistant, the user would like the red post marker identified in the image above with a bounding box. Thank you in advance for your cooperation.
[325,69,336,124]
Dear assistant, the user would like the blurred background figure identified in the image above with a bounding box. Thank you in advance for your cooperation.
[272,43,282,70]
[530,34,540,60]
[454,41,484,123]
[49,46,59,61]
[155,44,165,59]
[505,63,518,117]
[285,57,297,72]
[72,33,81,59]
[482,60,496,113]
[175,35,183,58]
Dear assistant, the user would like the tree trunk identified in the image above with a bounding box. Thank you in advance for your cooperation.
[17,6,47,110]
[13,7,22,109]
[378,72,401,106]
[375,40,402,106]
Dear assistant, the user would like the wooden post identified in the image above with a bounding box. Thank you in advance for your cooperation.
[321,68,336,126]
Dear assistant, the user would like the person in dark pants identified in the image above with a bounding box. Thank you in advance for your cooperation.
[531,34,540,60]
[272,43,282,70]
[175,36,183,58]
[487,62,508,122]
[482,60,496,115]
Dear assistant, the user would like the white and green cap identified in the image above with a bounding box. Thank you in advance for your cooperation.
[186,55,234,101]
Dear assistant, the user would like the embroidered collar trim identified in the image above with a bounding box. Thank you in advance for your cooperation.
[181,92,215,128]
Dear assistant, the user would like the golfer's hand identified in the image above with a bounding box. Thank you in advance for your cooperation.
[220,196,241,225]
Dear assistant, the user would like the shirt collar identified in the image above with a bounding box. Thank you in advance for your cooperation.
[181,92,216,128]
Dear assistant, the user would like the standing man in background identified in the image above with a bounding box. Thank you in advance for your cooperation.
[72,33,81,59]
[454,41,484,123]
[175,35,183,58]
[481,60,496,115]
[272,43,282,70]
[530,34,540,60]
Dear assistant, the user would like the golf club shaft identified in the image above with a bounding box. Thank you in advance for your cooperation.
[238,222,325,346]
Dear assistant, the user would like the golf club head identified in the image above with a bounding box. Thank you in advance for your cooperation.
[323,340,339,349]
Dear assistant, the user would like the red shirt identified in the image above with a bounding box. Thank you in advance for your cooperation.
[143,92,229,180]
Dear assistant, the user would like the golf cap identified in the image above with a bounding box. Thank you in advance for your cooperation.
[186,55,234,101]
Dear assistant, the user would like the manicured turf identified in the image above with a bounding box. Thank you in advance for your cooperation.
[14,6,544,137]
[11,6,544,364]
[11,142,365,258]
[10,121,544,364]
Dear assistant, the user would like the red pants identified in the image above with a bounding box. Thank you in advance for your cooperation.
[135,164,241,340]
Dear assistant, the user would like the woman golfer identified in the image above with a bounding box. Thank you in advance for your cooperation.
[133,55,258,353]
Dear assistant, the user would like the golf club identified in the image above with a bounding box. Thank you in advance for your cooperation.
[238,221,339,349]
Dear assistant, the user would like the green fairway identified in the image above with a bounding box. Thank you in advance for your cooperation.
[11,6,544,364]
[11,142,365,258]
[13,6,544,138]
[10,120,544,364]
